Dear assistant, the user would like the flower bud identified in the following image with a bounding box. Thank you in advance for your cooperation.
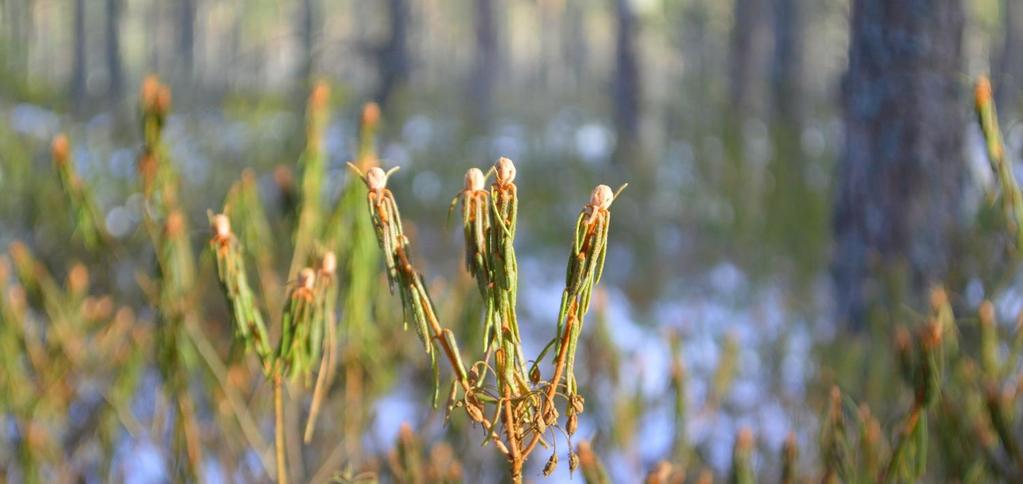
[366,167,388,191]
[465,168,485,192]
[567,412,578,435]
[211,214,232,239]
[571,394,585,414]
[495,157,516,185]
[141,75,160,110]
[320,251,337,276]
[298,268,316,291]
[68,263,89,295]
[309,81,330,112]
[589,184,614,211]
[52,135,70,166]
[155,85,172,115]
[543,452,558,476]
[976,75,993,107]
[362,102,381,127]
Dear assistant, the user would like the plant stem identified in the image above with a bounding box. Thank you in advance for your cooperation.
[274,370,288,484]
[522,303,576,459]
[502,383,523,483]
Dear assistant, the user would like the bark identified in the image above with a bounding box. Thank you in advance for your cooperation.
[71,0,87,111]
[5,0,32,73]
[729,0,770,116]
[612,0,640,163]
[469,0,498,130]
[832,0,965,328]
[769,0,803,127]
[298,0,319,85]
[763,0,816,276]
[374,0,410,109]
[178,0,196,79]
[560,0,588,88]
[105,0,125,99]
[995,0,1023,116]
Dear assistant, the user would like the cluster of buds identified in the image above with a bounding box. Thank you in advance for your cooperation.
[975,75,1023,248]
[551,183,625,398]
[276,268,321,381]
[140,75,172,145]
[209,210,338,386]
[353,157,623,481]
[452,159,527,383]
[137,75,181,217]
[51,134,108,249]
[350,163,466,405]
[209,213,272,365]
[141,75,171,121]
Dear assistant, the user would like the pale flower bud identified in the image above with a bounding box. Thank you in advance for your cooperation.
[465,168,485,192]
[212,214,231,239]
[495,157,516,185]
[366,167,388,191]
[298,268,317,290]
[320,251,337,275]
[589,184,614,211]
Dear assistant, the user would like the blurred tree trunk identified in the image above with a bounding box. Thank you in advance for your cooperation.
[4,0,32,75]
[769,0,802,127]
[105,0,124,100]
[71,0,86,111]
[148,0,160,72]
[561,0,588,89]
[298,0,319,86]
[178,0,196,80]
[995,0,1023,116]
[374,0,410,109]
[763,0,820,279]
[832,0,965,328]
[469,0,498,131]
[293,0,319,118]
[728,0,769,116]
[611,0,640,165]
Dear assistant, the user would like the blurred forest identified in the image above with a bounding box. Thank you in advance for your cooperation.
[2,0,1023,482]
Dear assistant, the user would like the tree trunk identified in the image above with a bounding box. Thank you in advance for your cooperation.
[105,0,124,100]
[71,0,87,111]
[375,0,410,109]
[561,0,588,89]
[769,0,802,127]
[611,0,640,164]
[469,0,498,131]
[995,0,1023,116]
[728,0,769,116]
[178,0,196,80]
[298,0,319,86]
[832,0,965,328]
[5,0,33,75]
[763,0,818,276]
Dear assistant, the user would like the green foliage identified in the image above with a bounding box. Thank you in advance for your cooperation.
[11,71,1023,484]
